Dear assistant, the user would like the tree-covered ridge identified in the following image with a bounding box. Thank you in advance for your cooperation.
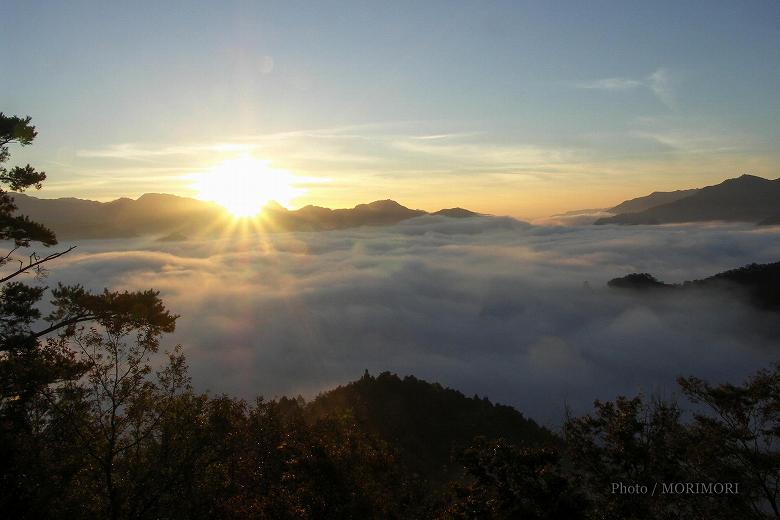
[8,357,780,519]
[306,371,556,480]
[609,261,780,311]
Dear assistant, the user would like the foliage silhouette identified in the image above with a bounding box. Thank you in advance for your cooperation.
[0,114,180,518]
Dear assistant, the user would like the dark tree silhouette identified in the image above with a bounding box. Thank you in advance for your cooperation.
[679,365,780,518]
[0,112,78,410]
[0,113,56,248]
[440,438,588,520]
[0,113,179,519]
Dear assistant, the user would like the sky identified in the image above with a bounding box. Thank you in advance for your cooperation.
[3,0,780,218]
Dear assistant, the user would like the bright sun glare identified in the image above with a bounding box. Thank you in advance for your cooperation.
[190,156,303,217]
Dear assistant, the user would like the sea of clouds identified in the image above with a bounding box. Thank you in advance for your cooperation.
[39,217,780,425]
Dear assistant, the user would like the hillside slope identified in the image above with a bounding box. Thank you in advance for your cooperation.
[607,188,699,214]
[595,175,780,225]
[306,371,556,479]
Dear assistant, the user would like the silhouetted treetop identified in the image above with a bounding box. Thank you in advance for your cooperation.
[307,371,556,480]
[45,284,178,337]
[0,112,54,246]
[607,273,670,290]
[608,261,780,311]
[0,113,37,147]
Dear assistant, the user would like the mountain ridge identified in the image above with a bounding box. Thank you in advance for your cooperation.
[595,174,780,225]
[8,192,482,239]
[607,188,700,214]
[608,261,780,313]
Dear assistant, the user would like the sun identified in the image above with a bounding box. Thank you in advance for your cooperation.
[190,156,303,217]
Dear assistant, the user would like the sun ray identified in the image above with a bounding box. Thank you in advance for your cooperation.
[189,155,304,217]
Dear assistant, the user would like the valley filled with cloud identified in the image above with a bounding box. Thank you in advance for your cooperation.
[43,218,780,424]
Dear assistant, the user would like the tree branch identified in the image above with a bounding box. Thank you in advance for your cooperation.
[0,245,75,283]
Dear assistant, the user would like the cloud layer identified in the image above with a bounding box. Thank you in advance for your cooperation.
[42,218,780,425]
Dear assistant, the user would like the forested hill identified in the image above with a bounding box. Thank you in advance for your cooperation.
[306,372,555,479]
[608,261,780,311]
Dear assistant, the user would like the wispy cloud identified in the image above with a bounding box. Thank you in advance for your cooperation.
[74,124,581,178]
[632,129,741,154]
[410,132,484,141]
[630,115,756,154]
[391,139,580,169]
[76,142,259,160]
[647,68,676,109]
[574,77,643,91]
[574,67,677,108]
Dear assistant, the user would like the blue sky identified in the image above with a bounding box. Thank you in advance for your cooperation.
[2,0,779,217]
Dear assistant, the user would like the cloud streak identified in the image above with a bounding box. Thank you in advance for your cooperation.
[574,78,644,91]
[648,68,676,109]
[574,67,676,108]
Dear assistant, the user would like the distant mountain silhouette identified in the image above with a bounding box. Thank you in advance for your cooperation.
[553,208,607,216]
[9,193,479,239]
[306,371,555,480]
[431,207,482,218]
[609,261,780,312]
[270,199,427,231]
[595,174,780,225]
[607,188,699,214]
[8,192,227,239]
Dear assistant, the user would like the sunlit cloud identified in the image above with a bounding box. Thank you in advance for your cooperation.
[391,140,579,166]
[76,142,259,160]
